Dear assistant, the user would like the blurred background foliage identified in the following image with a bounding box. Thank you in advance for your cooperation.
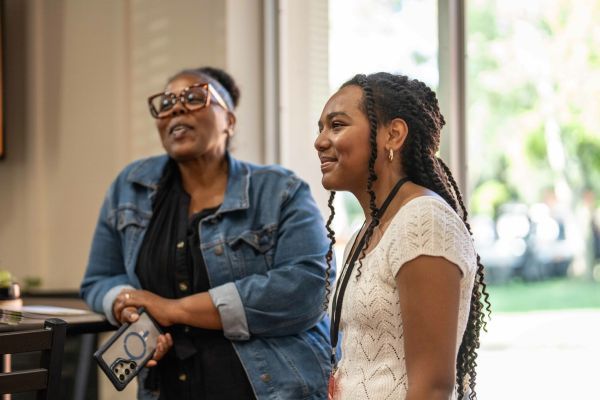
[468,0,600,215]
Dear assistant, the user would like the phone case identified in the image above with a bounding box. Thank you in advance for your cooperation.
[93,307,163,391]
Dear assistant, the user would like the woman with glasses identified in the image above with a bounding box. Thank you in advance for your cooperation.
[81,67,332,400]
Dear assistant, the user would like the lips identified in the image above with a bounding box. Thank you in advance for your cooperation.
[168,122,194,136]
[319,155,337,171]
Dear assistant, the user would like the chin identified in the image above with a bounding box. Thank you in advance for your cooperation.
[320,175,344,192]
[164,143,201,161]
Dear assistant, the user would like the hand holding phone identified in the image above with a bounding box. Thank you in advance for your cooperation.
[94,307,163,391]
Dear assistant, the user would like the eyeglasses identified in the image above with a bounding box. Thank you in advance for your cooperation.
[147,82,229,119]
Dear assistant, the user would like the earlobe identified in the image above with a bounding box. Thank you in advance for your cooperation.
[226,112,237,137]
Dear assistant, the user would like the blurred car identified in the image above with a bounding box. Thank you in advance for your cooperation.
[472,205,529,284]
[525,203,574,279]
[472,202,575,284]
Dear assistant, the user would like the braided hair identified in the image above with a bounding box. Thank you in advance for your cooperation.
[322,72,491,399]
[323,191,336,310]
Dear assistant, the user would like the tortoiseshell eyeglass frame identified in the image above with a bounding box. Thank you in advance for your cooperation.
[147,82,229,119]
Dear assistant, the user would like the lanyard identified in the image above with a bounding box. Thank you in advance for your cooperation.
[329,177,410,366]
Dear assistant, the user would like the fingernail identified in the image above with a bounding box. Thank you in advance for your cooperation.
[131,313,139,321]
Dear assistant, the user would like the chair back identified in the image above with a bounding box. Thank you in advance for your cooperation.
[0,318,67,400]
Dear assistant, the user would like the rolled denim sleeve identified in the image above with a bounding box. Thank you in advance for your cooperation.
[209,282,250,340]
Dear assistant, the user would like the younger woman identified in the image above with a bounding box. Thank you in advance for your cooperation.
[315,72,490,400]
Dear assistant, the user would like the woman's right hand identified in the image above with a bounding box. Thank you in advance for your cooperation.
[112,289,174,367]
[113,289,140,324]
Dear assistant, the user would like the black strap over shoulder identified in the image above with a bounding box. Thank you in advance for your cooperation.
[330,177,410,365]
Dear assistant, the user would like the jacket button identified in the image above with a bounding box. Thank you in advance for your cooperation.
[178,373,187,382]
[176,241,185,249]
[260,373,271,382]
[178,282,189,292]
[214,245,224,256]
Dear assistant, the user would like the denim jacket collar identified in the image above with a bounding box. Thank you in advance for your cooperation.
[126,155,167,190]
[220,153,250,213]
[125,152,250,213]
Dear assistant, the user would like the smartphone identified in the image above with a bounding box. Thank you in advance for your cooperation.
[93,307,163,391]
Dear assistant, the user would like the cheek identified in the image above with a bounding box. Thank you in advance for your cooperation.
[336,133,370,168]
[156,120,168,137]
[195,111,225,136]
[210,107,229,128]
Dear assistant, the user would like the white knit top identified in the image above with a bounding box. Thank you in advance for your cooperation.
[333,196,477,400]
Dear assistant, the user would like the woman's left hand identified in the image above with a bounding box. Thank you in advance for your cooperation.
[121,290,179,327]
[146,333,174,368]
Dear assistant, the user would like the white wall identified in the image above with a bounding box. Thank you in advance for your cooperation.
[225,0,264,163]
[0,0,129,290]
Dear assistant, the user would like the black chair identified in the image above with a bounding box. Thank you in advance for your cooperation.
[0,318,67,400]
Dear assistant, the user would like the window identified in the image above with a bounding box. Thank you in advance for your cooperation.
[468,1,600,398]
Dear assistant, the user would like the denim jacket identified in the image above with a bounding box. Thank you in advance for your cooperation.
[81,153,333,399]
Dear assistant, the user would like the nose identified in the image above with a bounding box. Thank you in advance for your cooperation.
[314,129,329,151]
[314,131,329,152]
[169,98,188,116]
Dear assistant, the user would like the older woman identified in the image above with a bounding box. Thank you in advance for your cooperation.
[81,67,332,400]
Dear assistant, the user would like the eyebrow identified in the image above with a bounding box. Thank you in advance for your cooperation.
[318,111,351,130]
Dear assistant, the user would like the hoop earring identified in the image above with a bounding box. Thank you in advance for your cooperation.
[388,148,394,162]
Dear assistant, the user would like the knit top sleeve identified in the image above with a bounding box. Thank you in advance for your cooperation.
[386,196,476,279]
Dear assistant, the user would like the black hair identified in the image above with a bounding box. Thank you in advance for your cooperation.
[323,72,491,399]
[170,66,241,108]
[323,191,337,309]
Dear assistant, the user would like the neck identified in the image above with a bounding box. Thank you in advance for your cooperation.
[177,154,229,194]
[354,172,407,223]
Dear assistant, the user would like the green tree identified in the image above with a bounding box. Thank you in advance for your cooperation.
[468,0,600,207]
